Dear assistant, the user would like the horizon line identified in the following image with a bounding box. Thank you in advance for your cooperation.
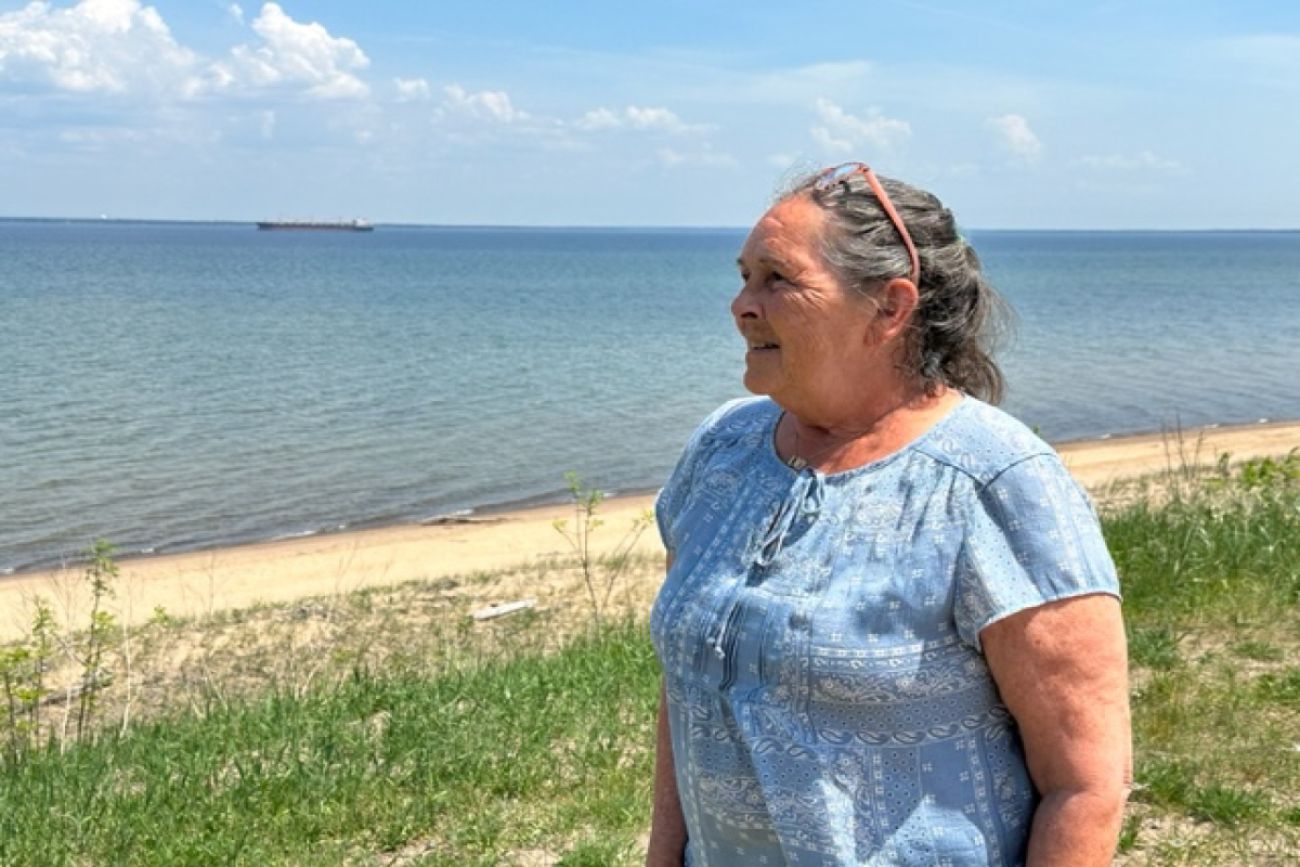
[2,215,1299,233]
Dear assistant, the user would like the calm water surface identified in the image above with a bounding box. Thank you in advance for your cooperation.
[2,222,1298,573]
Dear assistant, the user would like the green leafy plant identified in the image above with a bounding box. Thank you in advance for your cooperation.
[1237,449,1300,490]
[553,472,653,628]
[0,645,34,760]
[0,597,57,758]
[73,540,120,742]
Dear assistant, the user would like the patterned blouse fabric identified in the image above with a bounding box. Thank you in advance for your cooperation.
[650,396,1120,867]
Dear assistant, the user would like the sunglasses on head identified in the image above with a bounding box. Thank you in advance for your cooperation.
[813,163,920,287]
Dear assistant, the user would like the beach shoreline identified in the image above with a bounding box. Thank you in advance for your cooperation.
[2,416,1297,642]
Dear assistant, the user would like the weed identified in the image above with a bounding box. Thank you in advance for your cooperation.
[1128,625,1181,670]
[73,539,120,742]
[552,472,653,628]
[1231,640,1283,662]
[0,597,56,758]
[1237,448,1300,490]
[1185,784,1269,826]
[1117,813,1141,854]
[1254,667,1300,707]
[1137,758,1196,809]
[557,837,637,865]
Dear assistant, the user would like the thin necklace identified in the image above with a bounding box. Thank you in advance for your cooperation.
[782,389,952,471]
[783,414,879,471]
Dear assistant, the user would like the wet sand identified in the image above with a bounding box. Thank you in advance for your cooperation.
[2,418,1296,642]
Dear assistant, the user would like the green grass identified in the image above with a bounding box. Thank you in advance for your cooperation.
[2,456,1299,865]
[1127,624,1182,670]
[1232,640,1285,663]
[0,620,661,866]
[1110,462,1300,863]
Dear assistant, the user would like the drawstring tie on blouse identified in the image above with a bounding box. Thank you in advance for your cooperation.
[711,469,826,660]
[756,468,825,567]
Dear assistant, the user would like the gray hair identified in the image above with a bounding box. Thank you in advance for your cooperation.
[784,169,1011,404]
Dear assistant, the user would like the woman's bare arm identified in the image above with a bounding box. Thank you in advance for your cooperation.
[981,593,1132,867]
[646,681,688,866]
[647,553,686,866]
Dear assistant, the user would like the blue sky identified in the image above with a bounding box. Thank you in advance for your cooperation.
[1,0,1297,227]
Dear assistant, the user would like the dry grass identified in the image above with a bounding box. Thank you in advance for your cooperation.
[5,549,666,746]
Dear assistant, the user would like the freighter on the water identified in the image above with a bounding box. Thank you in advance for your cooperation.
[256,219,374,232]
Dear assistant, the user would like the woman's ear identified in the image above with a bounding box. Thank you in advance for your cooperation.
[872,278,919,343]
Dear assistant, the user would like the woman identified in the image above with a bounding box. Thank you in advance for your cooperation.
[646,164,1130,866]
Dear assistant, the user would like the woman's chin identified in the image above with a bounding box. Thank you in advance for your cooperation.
[741,369,777,397]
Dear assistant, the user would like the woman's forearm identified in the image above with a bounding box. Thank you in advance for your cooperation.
[1026,786,1128,866]
[982,595,1131,867]
[646,681,687,867]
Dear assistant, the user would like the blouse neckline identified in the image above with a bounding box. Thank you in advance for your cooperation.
[760,394,973,482]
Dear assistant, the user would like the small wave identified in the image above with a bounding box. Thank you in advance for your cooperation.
[270,529,319,542]
[421,508,476,525]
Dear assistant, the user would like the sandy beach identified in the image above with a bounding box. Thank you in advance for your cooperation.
[3,418,1297,643]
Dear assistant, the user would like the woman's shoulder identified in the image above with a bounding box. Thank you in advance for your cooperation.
[655,397,776,550]
[665,396,777,481]
[913,396,1063,488]
[691,396,778,445]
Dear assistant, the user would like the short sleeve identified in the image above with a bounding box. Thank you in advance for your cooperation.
[654,399,750,556]
[955,453,1120,650]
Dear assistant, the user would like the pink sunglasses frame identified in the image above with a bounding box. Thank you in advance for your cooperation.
[813,163,920,287]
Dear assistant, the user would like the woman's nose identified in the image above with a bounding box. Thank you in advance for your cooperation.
[731,280,760,320]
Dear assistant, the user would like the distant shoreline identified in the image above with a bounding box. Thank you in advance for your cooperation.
[3,217,1299,233]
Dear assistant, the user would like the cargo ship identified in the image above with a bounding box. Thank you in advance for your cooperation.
[256,219,374,232]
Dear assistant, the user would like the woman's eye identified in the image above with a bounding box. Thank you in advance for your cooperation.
[767,271,788,286]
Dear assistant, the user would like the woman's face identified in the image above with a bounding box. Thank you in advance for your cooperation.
[732,195,878,411]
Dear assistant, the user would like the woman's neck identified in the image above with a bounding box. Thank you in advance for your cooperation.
[776,385,962,474]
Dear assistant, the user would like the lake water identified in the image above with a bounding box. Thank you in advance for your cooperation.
[2,221,1299,574]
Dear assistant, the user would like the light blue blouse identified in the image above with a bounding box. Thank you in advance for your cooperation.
[650,396,1120,867]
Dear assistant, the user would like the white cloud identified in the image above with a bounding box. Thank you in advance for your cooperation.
[442,83,526,122]
[0,1,374,101]
[1079,150,1186,173]
[627,106,690,132]
[987,113,1042,161]
[810,99,911,153]
[57,125,147,146]
[576,105,707,134]
[810,125,852,154]
[0,0,198,94]
[657,145,737,170]
[210,2,370,99]
[393,76,430,101]
[575,107,619,131]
